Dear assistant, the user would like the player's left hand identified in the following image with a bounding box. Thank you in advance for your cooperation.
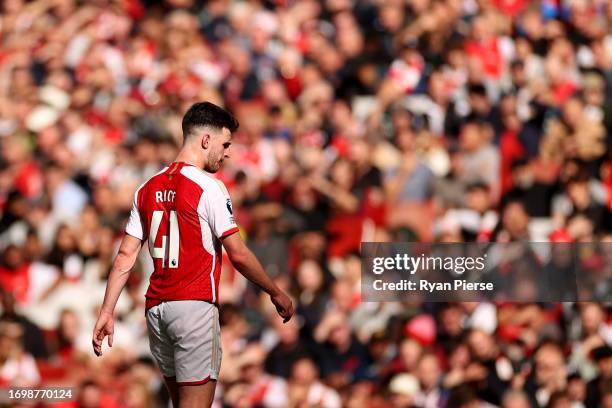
[92,310,114,357]
[271,292,294,323]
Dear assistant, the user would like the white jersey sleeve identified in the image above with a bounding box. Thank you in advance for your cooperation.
[125,190,144,240]
[203,180,238,239]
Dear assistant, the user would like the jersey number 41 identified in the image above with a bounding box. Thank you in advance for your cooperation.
[149,210,180,268]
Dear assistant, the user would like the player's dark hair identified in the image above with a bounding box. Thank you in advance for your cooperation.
[181,102,239,138]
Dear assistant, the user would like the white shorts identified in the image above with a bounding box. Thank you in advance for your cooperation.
[145,300,221,384]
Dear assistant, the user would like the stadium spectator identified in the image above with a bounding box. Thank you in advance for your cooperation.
[0,0,612,406]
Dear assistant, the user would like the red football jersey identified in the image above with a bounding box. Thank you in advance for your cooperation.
[125,162,239,309]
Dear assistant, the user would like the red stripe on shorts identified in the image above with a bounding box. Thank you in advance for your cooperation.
[177,375,211,386]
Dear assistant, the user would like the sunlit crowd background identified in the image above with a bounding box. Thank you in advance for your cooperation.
[1,0,612,407]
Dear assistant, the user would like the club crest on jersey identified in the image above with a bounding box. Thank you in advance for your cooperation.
[226,198,233,215]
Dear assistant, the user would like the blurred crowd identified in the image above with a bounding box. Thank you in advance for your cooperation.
[1,0,612,406]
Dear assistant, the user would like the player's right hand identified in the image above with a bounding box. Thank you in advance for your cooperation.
[271,292,294,323]
[92,310,114,357]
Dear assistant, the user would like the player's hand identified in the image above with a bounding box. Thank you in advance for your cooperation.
[271,292,294,323]
[92,310,114,357]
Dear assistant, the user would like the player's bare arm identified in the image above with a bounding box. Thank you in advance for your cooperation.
[221,232,294,322]
[92,234,143,356]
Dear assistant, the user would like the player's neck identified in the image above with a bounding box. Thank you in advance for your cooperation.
[174,147,203,170]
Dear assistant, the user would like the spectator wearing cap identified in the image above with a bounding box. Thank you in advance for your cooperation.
[389,373,421,408]
[462,302,498,335]
[405,314,437,349]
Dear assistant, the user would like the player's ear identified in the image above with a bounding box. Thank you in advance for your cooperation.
[201,134,210,149]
